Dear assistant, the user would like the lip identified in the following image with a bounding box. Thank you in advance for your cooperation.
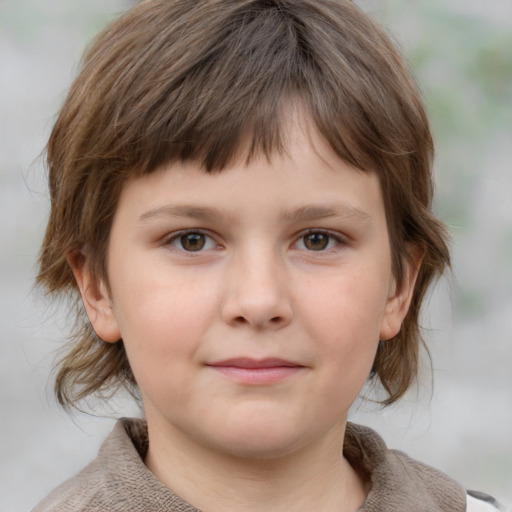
[206,358,306,385]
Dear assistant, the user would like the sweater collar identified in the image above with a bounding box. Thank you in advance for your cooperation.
[107,418,466,512]
[343,423,466,512]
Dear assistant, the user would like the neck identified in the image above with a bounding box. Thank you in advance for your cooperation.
[144,417,368,512]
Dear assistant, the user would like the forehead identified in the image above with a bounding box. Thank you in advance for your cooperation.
[114,117,386,234]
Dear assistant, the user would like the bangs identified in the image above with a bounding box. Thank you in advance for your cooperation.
[63,0,422,177]
[40,0,449,408]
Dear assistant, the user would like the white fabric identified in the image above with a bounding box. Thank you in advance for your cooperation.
[466,493,502,512]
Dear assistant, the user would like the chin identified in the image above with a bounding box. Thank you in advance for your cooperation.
[202,419,314,461]
[214,436,302,461]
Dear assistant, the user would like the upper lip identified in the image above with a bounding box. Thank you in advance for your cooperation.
[207,358,304,369]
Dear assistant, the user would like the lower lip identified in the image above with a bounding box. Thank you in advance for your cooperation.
[209,366,304,385]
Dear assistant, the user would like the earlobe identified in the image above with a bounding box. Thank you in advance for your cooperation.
[67,252,121,343]
[379,246,423,341]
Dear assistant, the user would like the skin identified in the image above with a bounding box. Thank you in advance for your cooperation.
[71,117,420,512]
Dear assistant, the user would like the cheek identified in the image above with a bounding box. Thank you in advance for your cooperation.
[297,270,386,392]
[110,269,219,385]
[301,269,389,342]
[118,297,204,408]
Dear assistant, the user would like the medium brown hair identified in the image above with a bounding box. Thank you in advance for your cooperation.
[37,0,450,408]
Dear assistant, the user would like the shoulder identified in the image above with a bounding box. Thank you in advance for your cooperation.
[345,423,508,512]
[32,419,137,512]
[32,419,139,511]
[345,423,467,511]
[31,427,122,512]
[32,418,199,512]
[31,460,110,512]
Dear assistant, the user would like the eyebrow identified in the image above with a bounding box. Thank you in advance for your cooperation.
[138,205,221,223]
[280,203,373,225]
[138,202,373,225]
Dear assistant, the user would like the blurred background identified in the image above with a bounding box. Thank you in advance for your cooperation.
[0,0,510,510]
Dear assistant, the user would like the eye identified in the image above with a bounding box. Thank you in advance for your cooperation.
[294,231,341,251]
[167,231,217,252]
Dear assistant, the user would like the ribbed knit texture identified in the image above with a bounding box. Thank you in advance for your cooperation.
[33,418,467,512]
[344,424,467,512]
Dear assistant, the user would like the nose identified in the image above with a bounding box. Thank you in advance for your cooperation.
[221,247,293,330]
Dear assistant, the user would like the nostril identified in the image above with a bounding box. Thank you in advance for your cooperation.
[232,315,284,327]
[222,295,293,329]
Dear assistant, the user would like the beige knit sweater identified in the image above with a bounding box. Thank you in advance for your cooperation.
[33,418,469,512]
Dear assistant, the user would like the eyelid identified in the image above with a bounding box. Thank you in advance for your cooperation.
[292,229,348,251]
[163,229,220,252]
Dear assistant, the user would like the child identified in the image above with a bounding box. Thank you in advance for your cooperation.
[34,1,504,511]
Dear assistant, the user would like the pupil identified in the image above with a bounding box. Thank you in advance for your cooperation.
[305,233,328,250]
[181,233,205,251]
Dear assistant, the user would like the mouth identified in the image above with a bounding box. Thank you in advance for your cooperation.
[206,358,306,385]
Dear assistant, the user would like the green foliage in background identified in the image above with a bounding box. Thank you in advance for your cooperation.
[368,0,512,317]
[372,0,511,228]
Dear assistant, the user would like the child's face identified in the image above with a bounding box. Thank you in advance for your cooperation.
[77,120,416,460]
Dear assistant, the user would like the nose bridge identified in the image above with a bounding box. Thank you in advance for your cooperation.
[222,240,292,329]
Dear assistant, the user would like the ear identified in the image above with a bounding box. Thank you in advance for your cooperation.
[379,244,424,341]
[67,252,121,343]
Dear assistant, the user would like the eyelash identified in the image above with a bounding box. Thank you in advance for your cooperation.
[163,230,218,254]
[293,230,346,253]
[162,229,347,254]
